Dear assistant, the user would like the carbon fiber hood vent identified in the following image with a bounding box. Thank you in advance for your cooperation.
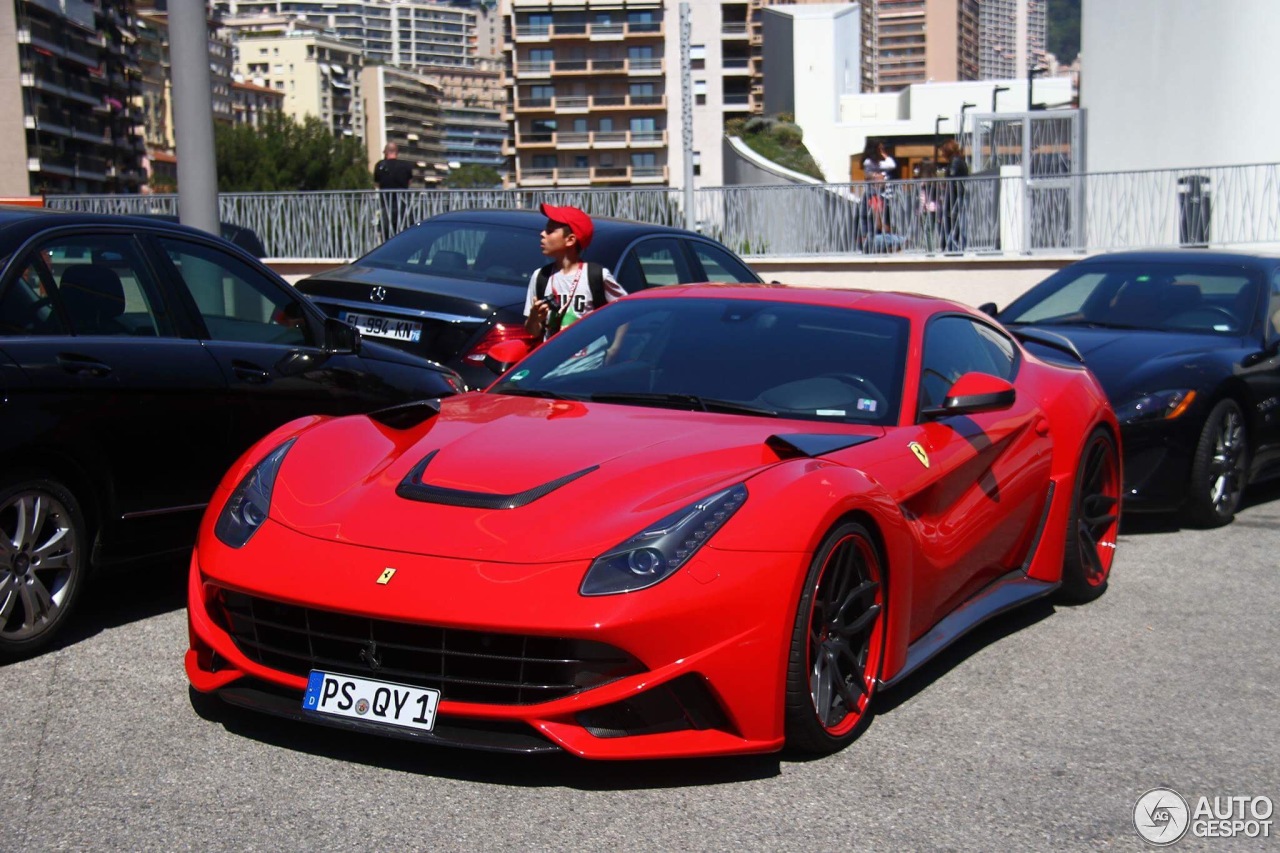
[395,449,599,509]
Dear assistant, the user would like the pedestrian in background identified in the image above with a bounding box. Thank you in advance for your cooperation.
[939,139,970,253]
[373,142,413,241]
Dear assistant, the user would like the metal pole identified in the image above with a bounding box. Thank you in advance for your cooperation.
[679,2,695,231]
[170,1,219,236]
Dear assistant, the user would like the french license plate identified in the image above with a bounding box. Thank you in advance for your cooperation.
[302,670,440,732]
[341,310,423,343]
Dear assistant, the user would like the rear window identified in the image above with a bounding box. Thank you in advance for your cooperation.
[362,222,548,286]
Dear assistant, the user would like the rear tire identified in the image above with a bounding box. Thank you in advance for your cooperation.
[1181,399,1248,528]
[0,477,88,661]
[784,521,885,754]
[1058,429,1120,603]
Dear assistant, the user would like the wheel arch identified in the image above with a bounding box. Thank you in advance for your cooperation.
[0,446,110,568]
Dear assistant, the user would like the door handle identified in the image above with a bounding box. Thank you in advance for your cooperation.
[57,353,112,378]
[231,361,271,384]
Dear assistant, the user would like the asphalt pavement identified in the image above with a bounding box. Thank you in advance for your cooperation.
[2,484,1278,851]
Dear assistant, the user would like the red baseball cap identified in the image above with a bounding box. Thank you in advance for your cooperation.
[540,203,594,250]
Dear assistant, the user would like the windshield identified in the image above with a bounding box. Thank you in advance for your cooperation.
[361,221,548,286]
[490,296,909,426]
[1000,262,1261,336]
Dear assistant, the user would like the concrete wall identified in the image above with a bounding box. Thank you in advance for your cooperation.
[0,2,30,196]
[1082,0,1280,173]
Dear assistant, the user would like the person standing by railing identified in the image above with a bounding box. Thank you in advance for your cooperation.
[939,140,969,253]
[373,142,413,242]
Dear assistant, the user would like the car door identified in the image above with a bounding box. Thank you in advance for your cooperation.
[149,234,420,455]
[613,237,698,292]
[891,315,1053,631]
[0,230,231,560]
[1245,268,1280,476]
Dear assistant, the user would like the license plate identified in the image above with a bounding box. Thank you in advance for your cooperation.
[341,310,423,342]
[302,670,440,732]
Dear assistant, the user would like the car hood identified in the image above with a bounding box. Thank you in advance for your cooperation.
[268,393,881,563]
[301,264,526,315]
[1015,325,1246,400]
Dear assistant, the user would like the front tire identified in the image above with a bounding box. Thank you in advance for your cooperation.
[0,477,88,661]
[784,521,885,755]
[1181,399,1248,528]
[1058,428,1120,603]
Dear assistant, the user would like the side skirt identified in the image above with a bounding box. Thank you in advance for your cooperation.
[879,569,1058,689]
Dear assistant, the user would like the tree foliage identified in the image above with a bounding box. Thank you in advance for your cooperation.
[1047,0,1081,63]
[442,164,503,188]
[215,112,372,192]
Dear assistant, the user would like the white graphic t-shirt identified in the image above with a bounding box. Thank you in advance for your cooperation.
[523,263,626,334]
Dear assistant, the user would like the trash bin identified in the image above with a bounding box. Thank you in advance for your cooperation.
[1177,174,1211,247]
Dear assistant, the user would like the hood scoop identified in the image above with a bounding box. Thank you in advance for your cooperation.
[767,433,878,459]
[396,449,599,509]
[369,399,441,430]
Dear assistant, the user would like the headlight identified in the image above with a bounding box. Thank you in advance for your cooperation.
[1115,389,1197,424]
[214,439,296,548]
[580,484,748,596]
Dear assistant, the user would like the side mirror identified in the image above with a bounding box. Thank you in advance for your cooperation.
[977,302,998,318]
[323,317,361,354]
[920,372,1016,420]
[485,339,532,375]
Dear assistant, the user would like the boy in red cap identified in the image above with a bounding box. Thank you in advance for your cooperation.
[524,203,625,341]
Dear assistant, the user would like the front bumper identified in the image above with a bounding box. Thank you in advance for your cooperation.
[185,520,800,759]
[1118,418,1197,512]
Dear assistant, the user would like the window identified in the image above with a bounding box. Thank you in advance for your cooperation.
[532,154,556,169]
[529,84,554,106]
[694,79,707,105]
[2,235,171,337]
[598,117,614,132]
[616,238,689,290]
[574,155,588,169]
[631,152,657,169]
[573,118,587,133]
[691,241,755,283]
[159,238,311,346]
[529,48,553,64]
[918,316,1017,411]
[693,150,702,177]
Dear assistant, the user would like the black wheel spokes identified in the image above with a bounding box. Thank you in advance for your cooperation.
[1076,441,1118,581]
[810,538,882,730]
[1209,411,1246,512]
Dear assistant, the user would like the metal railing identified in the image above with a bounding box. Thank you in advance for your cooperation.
[44,162,1280,261]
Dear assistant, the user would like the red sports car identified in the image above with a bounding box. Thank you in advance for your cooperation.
[186,285,1120,760]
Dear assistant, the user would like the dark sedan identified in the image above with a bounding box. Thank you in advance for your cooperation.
[997,250,1280,527]
[294,209,762,389]
[0,207,461,659]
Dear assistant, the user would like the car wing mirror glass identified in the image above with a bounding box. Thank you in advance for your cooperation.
[323,316,361,354]
[977,302,998,318]
[920,372,1016,420]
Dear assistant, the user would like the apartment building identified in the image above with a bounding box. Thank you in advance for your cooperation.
[218,0,477,68]
[136,10,235,151]
[231,79,285,128]
[230,22,365,141]
[0,0,146,195]
[978,0,1046,80]
[420,58,508,174]
[876,0,978,92]
[362,64,446,185]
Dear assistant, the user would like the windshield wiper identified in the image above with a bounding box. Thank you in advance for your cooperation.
[1019,319,1148,331]
[589,391,778,417]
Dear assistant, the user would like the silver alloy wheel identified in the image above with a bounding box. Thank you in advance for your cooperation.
[1209,407,1246,513]
[0,490,79,642]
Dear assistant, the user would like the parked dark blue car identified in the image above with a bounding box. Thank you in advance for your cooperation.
[997,250,1280,527]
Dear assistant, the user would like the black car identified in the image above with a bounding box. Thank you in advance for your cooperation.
[996,250,1280,527]
[0,207,461,658]
[295,209,762,389]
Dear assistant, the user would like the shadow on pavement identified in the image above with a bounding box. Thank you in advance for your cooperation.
[1119,477,1280,536]
[52,555,188,652]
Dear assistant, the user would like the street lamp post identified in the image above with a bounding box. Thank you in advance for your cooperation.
[992,85,1010,113]
[959,102,976,145]
[933,115,949,162]
[1028,66,1047,111]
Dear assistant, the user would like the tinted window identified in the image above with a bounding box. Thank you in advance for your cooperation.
[9,235,171,337]
[1269,268,1280,341]
[491,297,909,426]
[616,238,690,289]
[1001,262,1260,335]
[919,316,1017,410]
[159,238,312,346]
[363,222,547,286]
[690,241,757,283]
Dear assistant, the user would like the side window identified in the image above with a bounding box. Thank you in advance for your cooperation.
[616,238,690,290]
[689,241,757,283]
[1270,268,1280,341]
[11,235,171,337]
[919,316,1017,411]
[158,237,312,346]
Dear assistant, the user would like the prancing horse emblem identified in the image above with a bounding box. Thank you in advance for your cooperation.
[909,441,930,468]
[359,640,382,672]
[370,286,388,303]
[377,567,396,585]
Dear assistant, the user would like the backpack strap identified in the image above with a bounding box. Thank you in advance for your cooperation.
[587,262,605,308]
[534,262,556,300]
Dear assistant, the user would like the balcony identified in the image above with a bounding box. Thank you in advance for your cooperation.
[514,93,667,113]
[722,22,749,39]
[514,129,668,149]
[518,164,668,187]
[513,20,665,42]
[515,56,663,78]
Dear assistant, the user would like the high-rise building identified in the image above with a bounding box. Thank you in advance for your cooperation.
[978,0,1046,80]
[875,0,978,92]
[217,1,477,68]
[0,0,147,195]
[362,64,445,185]
[419,58,507,176]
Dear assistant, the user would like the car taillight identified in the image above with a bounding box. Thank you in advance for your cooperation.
[464,322,538,363]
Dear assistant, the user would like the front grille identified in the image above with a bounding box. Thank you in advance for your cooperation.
[213,590,644,706]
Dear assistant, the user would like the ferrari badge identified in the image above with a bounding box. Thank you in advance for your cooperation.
[908,442,930,468]
[377,567,396,585]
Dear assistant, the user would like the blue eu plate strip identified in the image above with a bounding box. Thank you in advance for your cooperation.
[303,671,325,710]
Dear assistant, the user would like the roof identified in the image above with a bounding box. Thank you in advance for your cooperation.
[1075,249,1280,267]
[626,282,980,320]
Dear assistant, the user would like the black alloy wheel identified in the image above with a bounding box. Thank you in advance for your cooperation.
[784,521,885,755]
[1058,428,1121,603]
